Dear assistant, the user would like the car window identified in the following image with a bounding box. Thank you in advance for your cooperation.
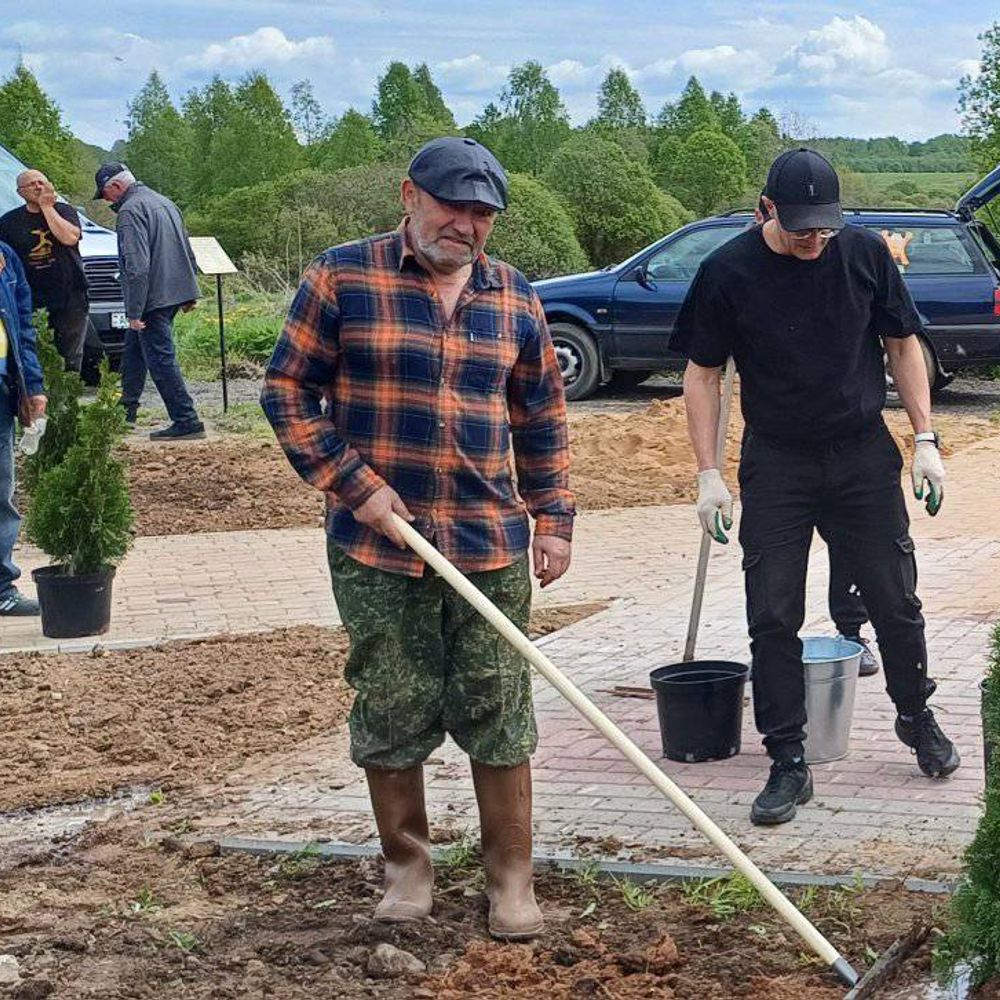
[645,226,746,281]
[867,225,986,276]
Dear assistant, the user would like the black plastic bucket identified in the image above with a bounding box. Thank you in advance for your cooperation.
[33,565,116,639]
[649,660,750,762]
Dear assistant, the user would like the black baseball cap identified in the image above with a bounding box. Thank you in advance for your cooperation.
[764,148,844,232]
[94,162,127,200]
[408,137,508,211]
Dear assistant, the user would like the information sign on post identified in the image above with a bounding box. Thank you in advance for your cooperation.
[188,237,238,412]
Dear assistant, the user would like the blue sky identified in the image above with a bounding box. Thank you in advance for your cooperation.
[0,2,994,148]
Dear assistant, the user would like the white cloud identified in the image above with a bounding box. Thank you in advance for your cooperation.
[781,16,889,84]
[434,54,509,94]
[674,44,769,88]
[183,26,334,71]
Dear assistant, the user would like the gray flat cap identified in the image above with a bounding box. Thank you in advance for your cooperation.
[408,136,508,211]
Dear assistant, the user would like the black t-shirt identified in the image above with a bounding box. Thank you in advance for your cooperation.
[0,203,87,311]
[672,224,922,443]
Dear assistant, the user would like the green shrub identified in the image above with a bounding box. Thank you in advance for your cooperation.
[488,173,589,278]
[25,365,133,575]
[191,162,592,283]
[191,164,406,277]
[934,622,1000,987]
[668,128,748,215]
[174,287,288,378]
[544,134,688,267]
[21,312,82,496]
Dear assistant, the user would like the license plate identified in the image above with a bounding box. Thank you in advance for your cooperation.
[110,312,128,329]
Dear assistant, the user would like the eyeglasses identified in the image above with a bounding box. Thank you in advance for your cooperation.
[787,228,838,242]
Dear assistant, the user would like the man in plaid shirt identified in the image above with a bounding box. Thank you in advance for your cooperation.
[263,137,574,940]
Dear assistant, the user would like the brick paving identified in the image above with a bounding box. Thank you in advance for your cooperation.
[4,435,999,879]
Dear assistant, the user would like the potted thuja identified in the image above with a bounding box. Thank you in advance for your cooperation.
[26,366,133,638]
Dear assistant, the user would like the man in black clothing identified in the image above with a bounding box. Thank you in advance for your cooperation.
[753,195,878,677]
[0,170,89,372]
[676,149,960,827]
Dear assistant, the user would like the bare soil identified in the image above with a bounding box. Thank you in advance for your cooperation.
[121,398,998,536]
[0,609,602,816]
[0,830,946,999]
[0,616,964,999]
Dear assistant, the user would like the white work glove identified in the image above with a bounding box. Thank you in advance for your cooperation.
[911,439,945,516]
[696,468,733,544]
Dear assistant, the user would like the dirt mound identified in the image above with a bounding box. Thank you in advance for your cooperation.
[567,395,996,510]
[116,399,998,534]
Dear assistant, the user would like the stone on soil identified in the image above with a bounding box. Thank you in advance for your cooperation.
[366,943,426,978]
[0,955,21,984]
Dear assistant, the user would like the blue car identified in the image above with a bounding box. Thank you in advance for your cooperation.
[534,166,1000,400]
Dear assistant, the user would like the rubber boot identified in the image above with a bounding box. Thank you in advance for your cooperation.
[365,766,433,922]
[471,761,544,940]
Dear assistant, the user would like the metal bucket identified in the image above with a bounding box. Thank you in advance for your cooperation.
[802,636,862,764]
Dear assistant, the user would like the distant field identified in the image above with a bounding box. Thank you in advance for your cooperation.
[842,171,977,209]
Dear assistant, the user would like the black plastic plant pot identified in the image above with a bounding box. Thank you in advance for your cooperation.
[32,565,116,639]
[649,660,750,763]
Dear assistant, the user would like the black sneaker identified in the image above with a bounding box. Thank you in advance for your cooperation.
[0,590,40,616]
[843,635,879,677]
[895,709,961,778]
[150,421,205,441]
[750,759,813,826]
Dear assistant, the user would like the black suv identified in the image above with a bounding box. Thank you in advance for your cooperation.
[534,165,1000,400]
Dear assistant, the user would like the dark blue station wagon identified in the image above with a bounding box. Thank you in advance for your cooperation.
[533,166,1000,401]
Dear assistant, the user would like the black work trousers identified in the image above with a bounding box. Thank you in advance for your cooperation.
[738,421,928,762]
[828,544,868,637]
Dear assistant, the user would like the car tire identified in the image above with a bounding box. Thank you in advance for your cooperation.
[80,345,103,387]
[886,337,949,395]
[607,369,657,392]
[919,337,951,392]
[549,322,600,401]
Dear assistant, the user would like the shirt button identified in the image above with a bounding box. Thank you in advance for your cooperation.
[438,420,445,428]
[436,467,443,474]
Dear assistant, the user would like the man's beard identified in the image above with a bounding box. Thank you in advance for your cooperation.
[414,229,477,273]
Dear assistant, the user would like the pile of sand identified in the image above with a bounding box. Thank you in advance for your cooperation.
[568,394,995,511]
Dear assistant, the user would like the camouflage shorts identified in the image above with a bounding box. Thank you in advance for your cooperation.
[327,542,537,770]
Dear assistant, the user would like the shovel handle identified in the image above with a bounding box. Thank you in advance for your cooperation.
[391,513,858,987]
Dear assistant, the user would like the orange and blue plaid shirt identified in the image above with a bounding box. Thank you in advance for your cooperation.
[261,225,575,577]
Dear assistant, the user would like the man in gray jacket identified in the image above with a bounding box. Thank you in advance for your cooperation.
[95,163,204,440]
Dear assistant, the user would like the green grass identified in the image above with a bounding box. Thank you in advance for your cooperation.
[841,171,977,210]
[682,873,764,920]
[174,282,288,381]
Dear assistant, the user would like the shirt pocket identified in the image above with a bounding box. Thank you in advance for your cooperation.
[456,311,515,394]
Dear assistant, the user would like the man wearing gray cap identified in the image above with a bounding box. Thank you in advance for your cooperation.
[262,136,574,939]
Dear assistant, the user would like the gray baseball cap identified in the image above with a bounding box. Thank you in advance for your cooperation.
[408,137,508,211]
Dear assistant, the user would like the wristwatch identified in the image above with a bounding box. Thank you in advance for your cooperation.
[914,431,940,448]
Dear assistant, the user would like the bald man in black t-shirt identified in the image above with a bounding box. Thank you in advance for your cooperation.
[0,170,89,372]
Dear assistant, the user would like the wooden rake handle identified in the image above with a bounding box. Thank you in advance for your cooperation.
[390,513,858,988]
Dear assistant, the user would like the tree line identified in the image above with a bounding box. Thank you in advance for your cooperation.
[0,42,993,282]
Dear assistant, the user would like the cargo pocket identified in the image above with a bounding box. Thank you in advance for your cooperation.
[895,535,922,610]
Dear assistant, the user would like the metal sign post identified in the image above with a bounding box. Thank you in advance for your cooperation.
[188,237,238,412]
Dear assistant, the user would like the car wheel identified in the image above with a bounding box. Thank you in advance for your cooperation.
[607,369,657,392]
[885,337,948,395]
[549,322,600,401]
[80,345,103,387]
